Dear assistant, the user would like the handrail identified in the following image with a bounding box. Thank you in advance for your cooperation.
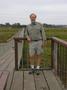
[51,37,67,47]
[6,30,22,42]
[14,36,67,88]
[14,37,27,42]
[51,37,67,88]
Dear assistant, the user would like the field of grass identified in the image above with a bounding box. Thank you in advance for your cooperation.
[43,27,67,68]
[45,27,67,40]
[0,27,21,43]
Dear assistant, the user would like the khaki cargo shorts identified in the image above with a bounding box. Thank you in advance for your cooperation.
[29,40,43,56]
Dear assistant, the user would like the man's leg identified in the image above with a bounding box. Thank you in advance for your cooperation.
[28,55,35,74]
[35,40,42,67]
[36,54,42,69]
[34,54,42,75]
[29,42,35,74]
[29,42,35,69]
[35,40,43,75]
[29,55,34,69]
[34,54,42,69]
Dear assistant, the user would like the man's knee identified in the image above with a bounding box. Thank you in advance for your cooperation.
[29,54,35,58]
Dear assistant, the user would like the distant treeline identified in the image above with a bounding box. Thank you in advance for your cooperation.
[0,23,24,28]
[43,23,67,28]
[0,23,67,28]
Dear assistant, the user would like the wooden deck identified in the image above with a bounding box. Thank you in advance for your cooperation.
[0,46,64,90]
[0,30,67,90]
[5,70,63,90]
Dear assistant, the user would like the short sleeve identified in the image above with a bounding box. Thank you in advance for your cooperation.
[24,26,29,38]
[41,24,46,41]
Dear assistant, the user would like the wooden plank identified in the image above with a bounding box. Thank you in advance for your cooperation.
[5,57,15,90]
[0,71,9,90]
[0,52,11,66]
[43,70,62,90]
[34,71,49,90]
[5,52,14,71]
[5,71,14,90]
[0,71,3,78]
[24,71,35,90]
[0,50,14,70]
[0,50,12,62]
[6,60,15,71]
[0,55,14,71]
[11,71,23,90]
[0,49,13,65]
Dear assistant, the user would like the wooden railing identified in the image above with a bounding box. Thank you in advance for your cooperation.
[14,37,27,70]
[51,37,67,88]
[14,36,67,88]
[14,37,52,70]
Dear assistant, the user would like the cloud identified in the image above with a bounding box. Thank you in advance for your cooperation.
[0,0,67,24]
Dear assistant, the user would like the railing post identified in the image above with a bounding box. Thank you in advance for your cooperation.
[14,39,18,70]
[51,39,54,69]
[51,39,58,74]
[53,42,58,74]
[65,48,67,88]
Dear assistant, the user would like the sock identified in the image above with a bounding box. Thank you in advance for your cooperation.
[36,66,40,69]
[31,65,34,69]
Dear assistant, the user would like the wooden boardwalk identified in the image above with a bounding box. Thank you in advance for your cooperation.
[0,30,67,90]
[5,70,63,90]
[0,47,64,90]
[0,49,63,90]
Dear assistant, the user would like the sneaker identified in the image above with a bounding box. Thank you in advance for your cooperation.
[29,69,35,74]
[19,65,22,69]
[35,69,40,75]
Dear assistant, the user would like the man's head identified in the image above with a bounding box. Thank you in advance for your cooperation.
[30,13,37,23]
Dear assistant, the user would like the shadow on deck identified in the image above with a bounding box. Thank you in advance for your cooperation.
[5,70,63,90]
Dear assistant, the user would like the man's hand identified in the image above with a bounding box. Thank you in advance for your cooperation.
[27,36,31,43]
[42,43,44,48]
[42,41,47,48]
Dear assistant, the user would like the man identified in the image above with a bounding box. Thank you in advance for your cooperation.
[25,13,46,75]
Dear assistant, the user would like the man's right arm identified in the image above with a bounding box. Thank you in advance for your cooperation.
[25,26,31,42]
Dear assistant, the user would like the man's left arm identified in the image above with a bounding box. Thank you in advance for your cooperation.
[41,25,47,47]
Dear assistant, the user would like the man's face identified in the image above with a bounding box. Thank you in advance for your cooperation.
[30,14,36,22]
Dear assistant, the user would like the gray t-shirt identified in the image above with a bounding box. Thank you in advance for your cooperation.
[25,22,46,41]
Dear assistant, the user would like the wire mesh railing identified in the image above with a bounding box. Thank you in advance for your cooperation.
[14,36,52,70]
[51,37,67,88]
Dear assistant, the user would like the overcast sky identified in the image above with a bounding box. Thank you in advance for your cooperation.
[0,0,67,25]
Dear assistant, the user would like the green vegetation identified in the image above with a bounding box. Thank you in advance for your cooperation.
[0,27,21,42]
[43,27,67,68]
[45,27,67,40]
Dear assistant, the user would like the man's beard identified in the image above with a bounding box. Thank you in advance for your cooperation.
[31,21,36,25]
